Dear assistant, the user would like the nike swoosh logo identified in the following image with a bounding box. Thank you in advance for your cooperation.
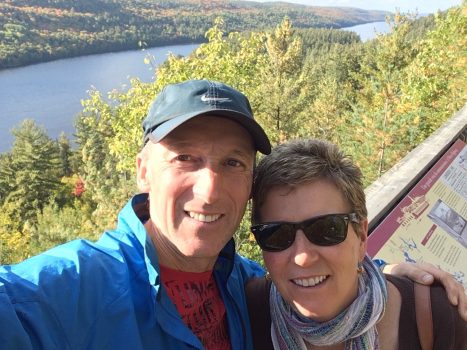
[200,94,231,103]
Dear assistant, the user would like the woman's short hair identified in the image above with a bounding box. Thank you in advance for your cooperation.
[252,139,367,236]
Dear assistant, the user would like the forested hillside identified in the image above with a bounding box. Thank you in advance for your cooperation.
[0,5,465,265]
[0,0,389,68]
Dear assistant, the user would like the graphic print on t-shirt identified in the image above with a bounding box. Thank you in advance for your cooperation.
[160,264,231,350]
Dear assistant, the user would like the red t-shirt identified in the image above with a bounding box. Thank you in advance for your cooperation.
[160,264,231,350]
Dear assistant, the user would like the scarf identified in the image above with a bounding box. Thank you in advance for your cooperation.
[270,255,388,350]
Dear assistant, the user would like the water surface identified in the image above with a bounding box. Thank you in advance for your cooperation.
[0,44,198,152]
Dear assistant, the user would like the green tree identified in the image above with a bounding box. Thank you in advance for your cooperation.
[57,132,73,176]
[253,18,306,144]
[402,5,467,141]
[29,198,98,256]
[0,201,31,264]
[0,153,14,205]
[1,120,62,226]
[298,42,364,142]
[341,13,418,182]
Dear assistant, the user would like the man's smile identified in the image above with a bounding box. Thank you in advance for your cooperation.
[187,211,222,223]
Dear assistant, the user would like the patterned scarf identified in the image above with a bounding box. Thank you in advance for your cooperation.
[270,255,387,350]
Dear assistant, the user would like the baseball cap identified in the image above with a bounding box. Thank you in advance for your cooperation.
[142,79,271,154]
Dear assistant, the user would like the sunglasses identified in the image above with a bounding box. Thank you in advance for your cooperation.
[251,213,359,252]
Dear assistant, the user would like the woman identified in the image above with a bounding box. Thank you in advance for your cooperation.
[246,139,466,350]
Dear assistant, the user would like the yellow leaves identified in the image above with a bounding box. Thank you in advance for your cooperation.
[266,18,303,75]
[0,231,31,265]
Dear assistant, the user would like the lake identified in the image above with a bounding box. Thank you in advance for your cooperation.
[0,44,199,152]
[0,21,390,153]
[343,21,389,41]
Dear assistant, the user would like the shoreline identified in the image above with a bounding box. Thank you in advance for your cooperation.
[0,39,206,72]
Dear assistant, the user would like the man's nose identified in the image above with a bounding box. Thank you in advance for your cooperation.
[292,231,319,267]
[193,166,221,204]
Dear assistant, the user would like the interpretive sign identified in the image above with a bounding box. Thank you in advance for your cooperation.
[368,139,467,288]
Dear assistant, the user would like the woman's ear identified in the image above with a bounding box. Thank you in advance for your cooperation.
[358,218,369,260]
[136,151,150,192]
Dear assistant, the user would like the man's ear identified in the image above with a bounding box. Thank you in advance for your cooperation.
[136,151,150,192]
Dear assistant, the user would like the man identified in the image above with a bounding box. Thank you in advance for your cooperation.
[0,80,465,349]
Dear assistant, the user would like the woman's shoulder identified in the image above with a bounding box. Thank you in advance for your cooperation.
[385,274,467,350]
[245,277,274,349]
[245,276,272,318]
[246,276,271,295]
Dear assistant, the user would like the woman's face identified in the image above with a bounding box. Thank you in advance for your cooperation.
[260,179,367,321]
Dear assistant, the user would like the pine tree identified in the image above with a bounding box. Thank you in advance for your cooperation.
[253,18,306,144]
[1,119,62,226]
[57,132,73,176]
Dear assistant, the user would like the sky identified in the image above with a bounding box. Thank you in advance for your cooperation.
[253,0,462,14]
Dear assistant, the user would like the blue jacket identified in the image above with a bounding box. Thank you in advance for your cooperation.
[0,194,265,349]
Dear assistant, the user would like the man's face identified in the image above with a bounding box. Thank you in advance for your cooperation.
[137,116,255,271]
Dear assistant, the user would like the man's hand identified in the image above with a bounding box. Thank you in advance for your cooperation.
[384,262,467,321]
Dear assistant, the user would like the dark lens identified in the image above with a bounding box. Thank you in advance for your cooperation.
[259,224,295,252]
[304,215,347,246]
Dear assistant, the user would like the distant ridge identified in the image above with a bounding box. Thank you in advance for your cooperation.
[0,0,390,69]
